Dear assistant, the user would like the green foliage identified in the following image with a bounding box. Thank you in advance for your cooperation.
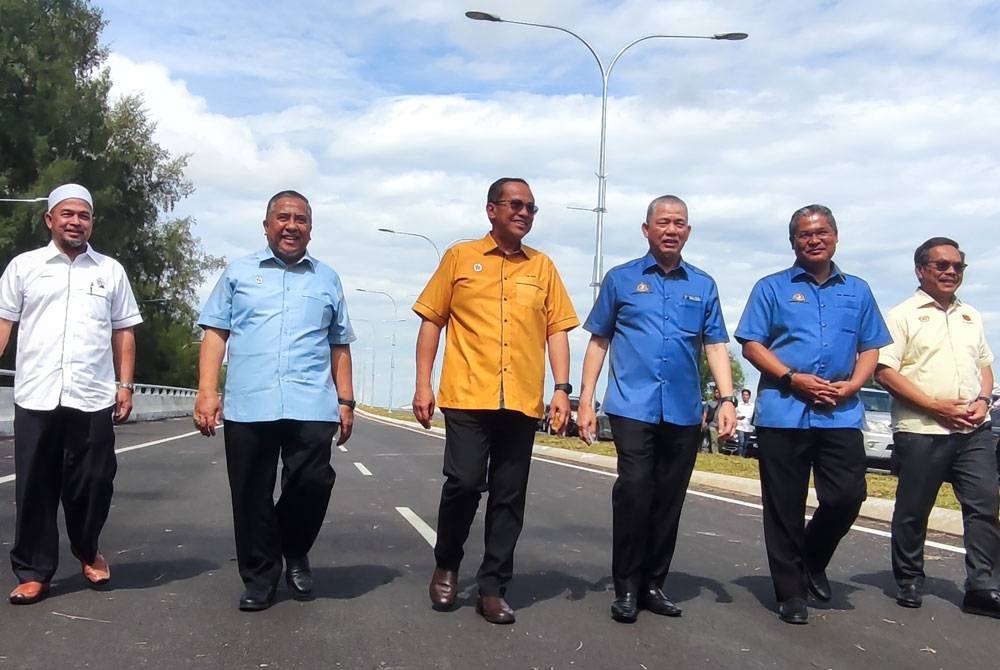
[698,347,746,398]
[0,0,223,386]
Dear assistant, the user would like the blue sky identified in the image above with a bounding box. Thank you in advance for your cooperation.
[91,0,1000,407]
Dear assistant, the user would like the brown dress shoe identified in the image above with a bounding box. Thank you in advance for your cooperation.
[10,581,49,605]
[81,553,111,585]
[476,594,515,624]
[429,568,458,611]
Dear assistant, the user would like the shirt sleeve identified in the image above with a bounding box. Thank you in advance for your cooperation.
[583,270,617,338]
[198,267,235,331]
[876,305,906,371]
[0,259,22,322]
[544,261,579,336]
[976,312,995,367]
[328,273,357,345]
[412,248,457,327]
[109,262,143,329]
[702,278,729,345]
[855,280,893,351]
[734,278,772,345]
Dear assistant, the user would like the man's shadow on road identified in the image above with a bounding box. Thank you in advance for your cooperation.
[852,569,965,608]
[733,574,863,612]
[54,557,221,596]
[311,565,401,599]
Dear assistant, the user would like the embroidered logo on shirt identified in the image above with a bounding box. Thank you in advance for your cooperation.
[635,282,652,293]
[95,278,105,289]
[962,314,972,322]
[683,294,702,302]
[790,292,807,303]
[918,315,930,322]
[255,275,263,285]
[473,263,483,272]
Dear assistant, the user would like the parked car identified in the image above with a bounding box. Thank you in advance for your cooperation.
[595,409,613,441]
[722,430,758,458]
[860,387,893,467]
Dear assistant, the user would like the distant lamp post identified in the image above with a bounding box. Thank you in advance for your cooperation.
[356,288,400,412]
[0,197,47,203]
[465,10,747,302]
[378,228,441,262]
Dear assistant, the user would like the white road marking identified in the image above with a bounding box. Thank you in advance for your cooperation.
[0,428,217,485]
[395,506,437,547]
[338,445,348,452]
[353,462,373,476]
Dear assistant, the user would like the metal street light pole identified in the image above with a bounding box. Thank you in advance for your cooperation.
[377,228,442,262]
[465,10,747,302]
[352,319,379,407]
[356,288,400,412]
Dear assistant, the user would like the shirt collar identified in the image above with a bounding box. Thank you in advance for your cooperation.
[641,251,688,277]
[913,287,962,310]
[789,261,845,285]
[44,240,98,263]
[256,246,317,269]
[478,232,533,259]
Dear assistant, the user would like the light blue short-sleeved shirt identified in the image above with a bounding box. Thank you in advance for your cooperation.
[198,247,356,423]
[584,254,729,425]
[734,263,891,429]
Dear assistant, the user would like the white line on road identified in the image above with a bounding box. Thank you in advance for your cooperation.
[338,445,348,452]
[0,427,218,485]
[353,462,373,476]
[395,506,437,547]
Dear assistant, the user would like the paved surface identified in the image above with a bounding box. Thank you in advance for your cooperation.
[0,415,994,669]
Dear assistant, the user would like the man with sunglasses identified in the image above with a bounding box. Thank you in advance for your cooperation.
[875,237,1000,617]
[412,177,578,624]
[735,204,891,624]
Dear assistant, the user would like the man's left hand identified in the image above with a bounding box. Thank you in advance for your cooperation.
[113,388,133,424]
[966,398,990,425]
[337,404,354,446]
[716,401,737,441]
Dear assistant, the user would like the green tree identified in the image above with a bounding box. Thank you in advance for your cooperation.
[698,347,746,398]
[0,0,223,385]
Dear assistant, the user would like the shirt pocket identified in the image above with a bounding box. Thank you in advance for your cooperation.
[833,294,860,333]
[514,280,546,310]
[78,285,111,321]
[677,300,704,333]
[300,292,332,329]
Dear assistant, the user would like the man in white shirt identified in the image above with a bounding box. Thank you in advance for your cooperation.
[875,236,999,617]
[0,184,142,605]
[735,389,755,457]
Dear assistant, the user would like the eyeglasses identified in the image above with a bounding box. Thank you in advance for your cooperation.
[491,199,539,215]
[923,260,967,273]
[794,229,835,241]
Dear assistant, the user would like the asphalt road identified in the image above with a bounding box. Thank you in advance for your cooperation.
[0,415,994,670]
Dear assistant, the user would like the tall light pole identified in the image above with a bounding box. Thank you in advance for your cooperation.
[465,10,747,301]
[356,288,400,412]
[378,228,441,262]
[352,319,379,407]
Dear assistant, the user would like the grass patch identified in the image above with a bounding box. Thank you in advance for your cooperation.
[358,405,960,510]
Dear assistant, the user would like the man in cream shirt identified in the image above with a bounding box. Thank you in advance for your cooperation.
[875,236,1000,617]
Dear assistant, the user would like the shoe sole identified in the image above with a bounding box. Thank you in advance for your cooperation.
[475,605,515,625]
[779,616,809,625]
[431,600,457,612]
[961,605,1000,619]
[9,593,48,605]
[896,598,922,608]
[611,612,638,624]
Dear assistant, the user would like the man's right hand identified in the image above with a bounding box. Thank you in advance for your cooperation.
[576,403,597,445]
[193,391,223,437]
[412,383,436,429]
[932,398,977,431]
[789,373,839,406]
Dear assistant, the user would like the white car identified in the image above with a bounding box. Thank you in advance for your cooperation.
[860,387,893,467]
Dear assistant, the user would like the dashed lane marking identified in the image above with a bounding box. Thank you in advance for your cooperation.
[338,445,348,452]
[395,506,437,547]
[354,462,373,476]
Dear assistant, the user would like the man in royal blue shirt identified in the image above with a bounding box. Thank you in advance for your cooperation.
[735,204,891,625]
[194,190,356,611]
[577,195,736,623]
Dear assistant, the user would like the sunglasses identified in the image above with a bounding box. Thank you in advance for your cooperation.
[923,261,967,273]
[491,199,539,215]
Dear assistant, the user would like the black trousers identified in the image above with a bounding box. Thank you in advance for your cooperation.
[10,404,117,584]
[223,420,337,589]
[891,426,1000,591]
[434,409,537,596]
[607,415,701,596]
[756,427,867,602]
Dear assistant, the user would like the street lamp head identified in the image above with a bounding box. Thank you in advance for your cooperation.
[465,11,502,22]
[377,227,396,233]
[713,32,748,41]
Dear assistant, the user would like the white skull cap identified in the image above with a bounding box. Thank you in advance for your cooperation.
[47,183,93,213]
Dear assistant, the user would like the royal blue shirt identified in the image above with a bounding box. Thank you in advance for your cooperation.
[198,247,356,423]
[584,253,729,426]
[734,263,891,429]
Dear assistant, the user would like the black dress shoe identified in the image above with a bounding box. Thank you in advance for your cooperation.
[962,589,1000,618]
[476,594,515,624]
[896,584,922,608]
[778,598,809,624]
[429,567,459,611]
[639,585,682,617]
[285,556,314,600]
[807,570,831,602]
[239,584,276,612]
[610,593,638,623]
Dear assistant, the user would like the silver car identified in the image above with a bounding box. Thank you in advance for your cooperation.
[860,387,893,467]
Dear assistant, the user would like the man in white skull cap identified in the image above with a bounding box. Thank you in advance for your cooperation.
[0,183,142,605]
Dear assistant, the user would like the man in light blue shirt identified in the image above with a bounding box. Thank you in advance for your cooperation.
[577,195,736,623]
[735,204,890,625]
[195,190,356,611]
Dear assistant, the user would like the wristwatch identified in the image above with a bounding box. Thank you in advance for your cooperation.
[975,395,991,406]
[117,382,135,391]
[720,397,736,406]
[338,398,356,410]
[778,370,794,391]
[554,383,573,394]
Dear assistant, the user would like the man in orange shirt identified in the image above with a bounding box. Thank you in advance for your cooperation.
[412,177,579,624]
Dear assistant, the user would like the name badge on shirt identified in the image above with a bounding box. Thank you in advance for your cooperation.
[683,294,702,302]
[790,292,807,303]
[634,282,652,293]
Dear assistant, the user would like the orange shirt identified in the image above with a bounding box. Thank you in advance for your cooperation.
[413,234,579,419]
